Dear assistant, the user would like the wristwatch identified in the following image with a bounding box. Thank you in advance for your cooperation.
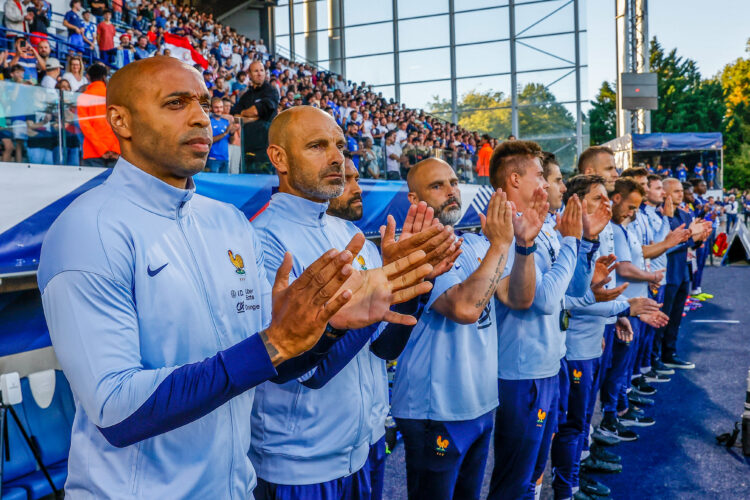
[324,323,347,339]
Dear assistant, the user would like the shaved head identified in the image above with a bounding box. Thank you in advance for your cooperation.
[107,56,212,187]
[407,158,462,226]
[267,106,347,202]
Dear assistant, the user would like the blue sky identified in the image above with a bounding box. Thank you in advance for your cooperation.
[587,0,750,94]
[275,0,750,111]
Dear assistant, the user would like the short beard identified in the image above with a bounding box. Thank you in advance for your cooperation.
[289,162,345,200]
[436,197,462,226]
[328,195,363,221]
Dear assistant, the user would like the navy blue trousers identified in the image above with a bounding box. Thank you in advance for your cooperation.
[551,357,600,499]
[488,372,560,500]
[396,410,494,500]
[657,280,690,360]
[365,437,386,500]
[638,286,664,372]
[254,467,370,500]
[618,317,645,411]
[601,318,635,415]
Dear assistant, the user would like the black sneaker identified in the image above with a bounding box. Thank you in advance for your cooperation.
[581,454,623,473]
[631,376,657,395]
[580,473,612,497]
[619,407,656,427]
[628,392,655,407]
[663,355,695,370]
[591,427,621,446]
[598,414,639,442]
[591,442,621,464]
[643,369,671,383]
[652,359,675,375]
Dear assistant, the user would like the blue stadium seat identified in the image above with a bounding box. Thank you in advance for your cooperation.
[2,403,41,499]
[2,487,28,500]
[7,463,66,500]
[19,376,71,467]
[2,373,73,498]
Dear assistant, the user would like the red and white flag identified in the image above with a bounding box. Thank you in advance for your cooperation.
[162,33,209,69]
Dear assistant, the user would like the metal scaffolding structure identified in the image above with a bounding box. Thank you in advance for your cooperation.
[616,0,650,136]
[271,0,588,166]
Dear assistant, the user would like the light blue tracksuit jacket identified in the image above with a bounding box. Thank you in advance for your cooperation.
[250,192,378,485]
[37,158,278,499]
[496,215,596,380]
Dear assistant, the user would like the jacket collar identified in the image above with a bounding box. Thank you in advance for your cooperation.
[268,192,329,227]
[107,157,195,219]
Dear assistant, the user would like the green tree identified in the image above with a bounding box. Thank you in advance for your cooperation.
[587,81,616,145]
[428,84,577,171]
[649,37,724,133]
[719,40,750,189]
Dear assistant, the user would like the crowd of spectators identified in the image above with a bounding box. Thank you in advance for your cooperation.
[1,0,492,181]
[645,161,721,189]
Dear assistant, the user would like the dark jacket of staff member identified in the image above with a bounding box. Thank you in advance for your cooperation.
[230,60,279,166]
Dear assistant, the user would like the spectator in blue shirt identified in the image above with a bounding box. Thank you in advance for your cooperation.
[706,161,718,188]
[207,97,238,173]
[134,35,152,60]
[81,10,98,54]
[676,163,688,182]
[231,70,248,94]
[693,162,704,180]
[9,37,43,84]
[63,0,86,53]
[345,121,362,170]
[658,163,671,177]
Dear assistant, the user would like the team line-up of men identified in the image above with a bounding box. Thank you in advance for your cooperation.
[37,58,714,500]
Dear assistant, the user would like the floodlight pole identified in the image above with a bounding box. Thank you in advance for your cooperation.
[509,0,519,138]
[616,0,650,137]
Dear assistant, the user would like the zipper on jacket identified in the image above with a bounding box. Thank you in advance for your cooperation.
[177,202,237,499]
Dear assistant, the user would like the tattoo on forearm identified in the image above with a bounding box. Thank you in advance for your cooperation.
[474,254,506,309]
[259,329,284,365]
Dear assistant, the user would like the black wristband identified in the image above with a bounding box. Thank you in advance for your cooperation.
[324,323,347,339]
[515,242,537,255]
[583,236,599,243]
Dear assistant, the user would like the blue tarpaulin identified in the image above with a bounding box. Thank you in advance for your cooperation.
[631,133,723,151]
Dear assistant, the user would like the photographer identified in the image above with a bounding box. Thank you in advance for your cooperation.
[9,36,46,84]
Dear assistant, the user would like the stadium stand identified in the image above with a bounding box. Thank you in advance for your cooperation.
[0,0,490,181]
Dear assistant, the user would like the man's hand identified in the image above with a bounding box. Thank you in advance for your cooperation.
[591,254,617,287]
[329,247,434,330]
[556,194,583,239]
[582,198,612,239]
[479,189,514,248]
[649,268,665,287]
[590,254,628,301]
[379,202,458,277]
[639,310,669,329]
[690,220,712,242]
[513,187,548,246]
[664,224,691,248]
[615,317,633,342]
[263,241,359,365]
[627,297,661,316]
[592,281,628,302]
